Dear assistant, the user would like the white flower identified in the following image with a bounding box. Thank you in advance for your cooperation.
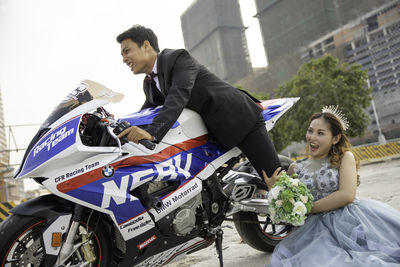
[299,195,308,203]
[293,201,307,216]
[292,218,305,226]
[269,206,276,219]
[290,199,295,204]
[291,178,300,186]
[275,200,283,207]
[270,185,282,199]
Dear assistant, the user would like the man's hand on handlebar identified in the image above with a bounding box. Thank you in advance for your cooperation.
[117,126,153,144]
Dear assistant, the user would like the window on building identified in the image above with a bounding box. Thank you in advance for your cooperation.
[355,38,367,48]
[358,55,370,61]
[377,68,392,76]
[325,44,335,51]
[381,82,396,90]
[388,35,400,44]
[357,48,368,54]
[393,49,400,56]
[372,40,386,50]
[387,21,400,34]
[367,15,379,32]
[324,36,334,45]
[376,61,391,69]
[380,75,394,83]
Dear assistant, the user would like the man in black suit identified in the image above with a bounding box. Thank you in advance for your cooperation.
[117,25,281,178]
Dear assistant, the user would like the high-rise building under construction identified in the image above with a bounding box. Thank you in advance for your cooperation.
[180,0,252,84]
[255,0,387,64]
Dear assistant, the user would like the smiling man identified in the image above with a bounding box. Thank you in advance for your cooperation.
[116,24,281,179]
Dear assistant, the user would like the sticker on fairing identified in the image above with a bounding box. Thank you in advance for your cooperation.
[149,178,202,221]
[137,235,157,250]
[19,116,80,177]
[118,211,155,240]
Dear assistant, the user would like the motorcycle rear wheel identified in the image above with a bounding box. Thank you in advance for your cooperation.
[233,211,294,252]
[0,214,111,267]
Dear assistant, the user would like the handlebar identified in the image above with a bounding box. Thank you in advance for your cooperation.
[139,139,156,150]
[113,120,156,150]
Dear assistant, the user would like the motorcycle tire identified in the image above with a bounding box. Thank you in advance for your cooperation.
[0,214,112,267]
[233,211,293,252]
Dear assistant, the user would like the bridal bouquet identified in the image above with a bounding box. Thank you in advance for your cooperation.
[267,172,313,226]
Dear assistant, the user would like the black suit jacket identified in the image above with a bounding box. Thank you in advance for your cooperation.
[141,49,263,148]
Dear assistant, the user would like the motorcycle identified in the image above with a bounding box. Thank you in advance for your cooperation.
[0,80,299,267]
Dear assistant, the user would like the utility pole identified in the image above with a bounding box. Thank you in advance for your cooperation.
[362,20,387,145]
[366,79,386,144]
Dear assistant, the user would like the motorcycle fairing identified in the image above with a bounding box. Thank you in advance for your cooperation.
[15,80,124,179]
[119,105,179,129]
[133,237,207,267]
[260,97,300,131]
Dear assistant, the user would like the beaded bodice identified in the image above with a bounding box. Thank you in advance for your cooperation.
[293,157,339,201]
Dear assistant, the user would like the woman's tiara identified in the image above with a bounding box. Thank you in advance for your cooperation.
[321,105,349,131]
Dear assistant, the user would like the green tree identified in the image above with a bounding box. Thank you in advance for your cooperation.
[270,54,372,152]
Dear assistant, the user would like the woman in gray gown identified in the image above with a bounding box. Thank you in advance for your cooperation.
[263,106,400,267]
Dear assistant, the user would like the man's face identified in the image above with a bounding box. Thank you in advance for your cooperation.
[120,39,153,75]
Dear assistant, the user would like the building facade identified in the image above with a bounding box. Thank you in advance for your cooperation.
[180,0,252,83]
[255,0,387,64]
[301,1,400,142]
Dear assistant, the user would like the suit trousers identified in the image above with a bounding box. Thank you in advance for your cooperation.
[237,118,281,179]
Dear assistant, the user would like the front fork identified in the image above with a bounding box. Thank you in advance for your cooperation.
[54,205,95,267]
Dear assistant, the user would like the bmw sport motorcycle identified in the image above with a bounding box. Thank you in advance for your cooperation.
[0,80,299,267]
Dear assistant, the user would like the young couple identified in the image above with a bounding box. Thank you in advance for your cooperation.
[116,25,400,266]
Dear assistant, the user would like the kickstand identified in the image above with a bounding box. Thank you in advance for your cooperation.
[215,229,224,267]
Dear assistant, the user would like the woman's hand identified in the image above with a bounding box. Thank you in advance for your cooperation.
[262,167,282,191]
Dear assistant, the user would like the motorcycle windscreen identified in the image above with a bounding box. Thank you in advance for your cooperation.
[14,80,124,178]
[40,80,123,130]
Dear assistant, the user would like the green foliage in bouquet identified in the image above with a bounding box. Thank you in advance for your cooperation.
[267,172,314,226]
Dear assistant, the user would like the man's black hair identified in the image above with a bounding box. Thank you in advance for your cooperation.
[116,24,160,52]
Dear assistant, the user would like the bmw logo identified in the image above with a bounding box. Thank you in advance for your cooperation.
[102,165,115,178]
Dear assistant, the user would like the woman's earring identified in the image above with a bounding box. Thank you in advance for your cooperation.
[332,145,338,155]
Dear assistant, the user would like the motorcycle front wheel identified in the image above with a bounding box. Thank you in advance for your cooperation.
[0,214,111,267]
[233,211,294,252]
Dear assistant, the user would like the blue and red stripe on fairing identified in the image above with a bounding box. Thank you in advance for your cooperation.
[56,135,227,224]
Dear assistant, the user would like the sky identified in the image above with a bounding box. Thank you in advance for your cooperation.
[0,0,267,171]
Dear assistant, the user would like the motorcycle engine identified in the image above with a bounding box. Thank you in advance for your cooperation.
[172,193,202,236]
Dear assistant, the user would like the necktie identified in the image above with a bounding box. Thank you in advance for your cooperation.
[145,72,157,82]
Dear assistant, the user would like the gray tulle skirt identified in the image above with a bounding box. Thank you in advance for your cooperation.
[266,199,400,267]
